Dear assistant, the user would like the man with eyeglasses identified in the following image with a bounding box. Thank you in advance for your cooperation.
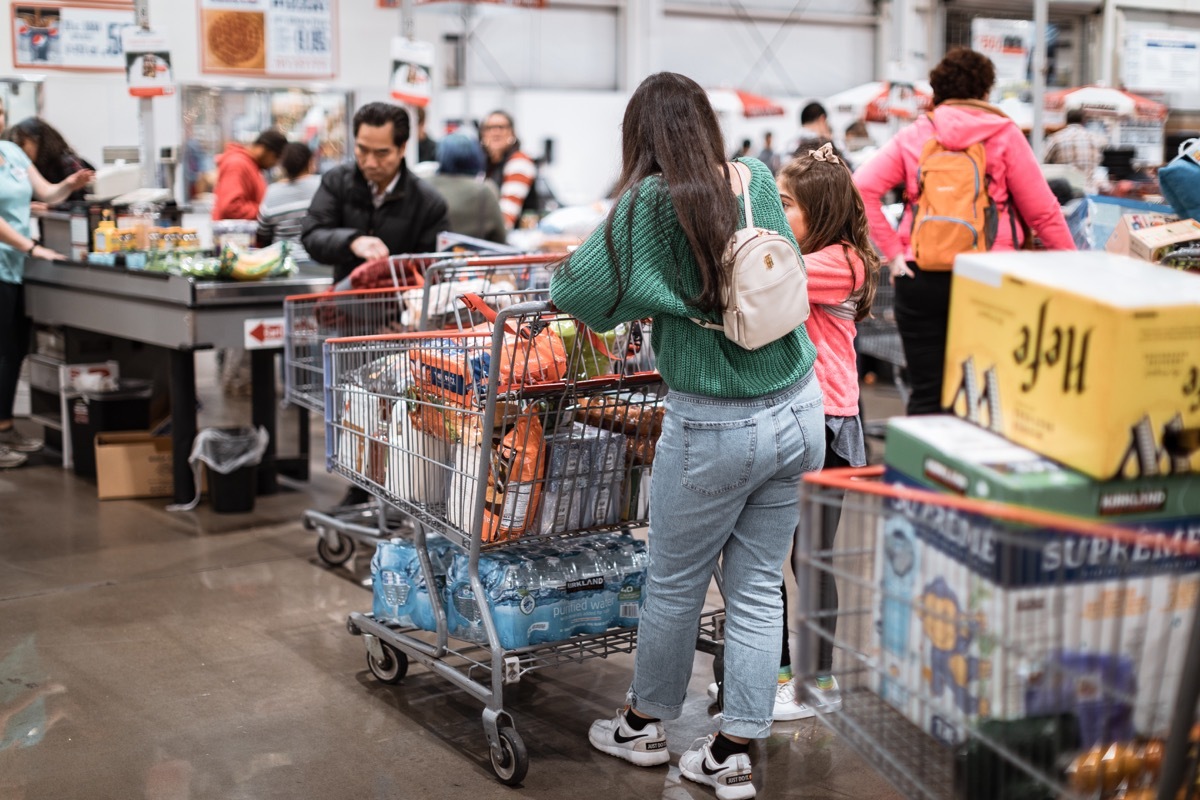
[480,110,539,230]
[302,101,449,283]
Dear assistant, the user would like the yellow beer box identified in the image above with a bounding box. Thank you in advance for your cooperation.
[943,251,1200,481]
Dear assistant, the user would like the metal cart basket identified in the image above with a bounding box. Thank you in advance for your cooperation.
[793,466,1200,800]
[282,253,562,566]
[325,297,722,783]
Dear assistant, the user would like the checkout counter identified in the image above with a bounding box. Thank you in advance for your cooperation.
[22,257,331,503]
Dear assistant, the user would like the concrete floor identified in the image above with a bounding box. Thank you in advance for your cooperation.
[0,355,907,800]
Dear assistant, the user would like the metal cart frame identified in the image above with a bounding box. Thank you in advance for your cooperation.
[282,254,562,567]
[793,466,1200,800]
[324,298,722,784]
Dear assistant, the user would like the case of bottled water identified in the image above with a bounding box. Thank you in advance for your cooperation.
[443,533,648,649]
[371,535,456,631]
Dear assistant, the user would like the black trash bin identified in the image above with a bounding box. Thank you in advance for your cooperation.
[70,379,154,478]
[202,427,263,514]
[206,463,259,513]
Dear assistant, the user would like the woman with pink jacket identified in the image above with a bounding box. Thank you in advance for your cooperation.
[853,47,1075,416]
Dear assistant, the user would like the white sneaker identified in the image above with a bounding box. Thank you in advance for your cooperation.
[805,676,843,713]
[0,427,41,453]
[588,708,670,766]
[706,682,720,703]
[772,680,815,721]
[679,735,756,800]
[0,445,27,469]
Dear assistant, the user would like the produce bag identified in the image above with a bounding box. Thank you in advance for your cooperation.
[458,293,568,390]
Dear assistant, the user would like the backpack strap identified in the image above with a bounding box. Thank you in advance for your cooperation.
[688,162,755,332]
[730,160,754,229]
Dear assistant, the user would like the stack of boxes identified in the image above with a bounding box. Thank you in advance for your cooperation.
[878,251,1200,747]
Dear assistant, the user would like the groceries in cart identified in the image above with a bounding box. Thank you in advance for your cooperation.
[370,531,649,649]
[442,532,649,649]
[371,534,457,631]
[875,416,1200,748]
[943,251,1200,480]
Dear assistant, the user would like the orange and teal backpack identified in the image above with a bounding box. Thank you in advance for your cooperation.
[910,114,1001,271]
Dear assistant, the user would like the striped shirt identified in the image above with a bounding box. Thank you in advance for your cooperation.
[488,149,537,230]
[256,174,322,261]
[1044,124,1107,180]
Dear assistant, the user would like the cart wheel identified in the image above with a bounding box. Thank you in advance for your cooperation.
[317,534,355,567]
[490,726,528,786]
[366,642,407,684]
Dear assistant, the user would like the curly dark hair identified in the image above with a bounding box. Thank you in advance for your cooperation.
[929,47,996,106]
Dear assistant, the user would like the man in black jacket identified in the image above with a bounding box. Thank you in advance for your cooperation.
[302,102,449,282]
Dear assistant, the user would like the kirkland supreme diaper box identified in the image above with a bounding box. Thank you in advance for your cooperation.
[942,251,1200,481]
[875,416,1200,746]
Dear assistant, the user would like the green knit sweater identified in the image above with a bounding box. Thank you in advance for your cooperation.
[549,157,817,398]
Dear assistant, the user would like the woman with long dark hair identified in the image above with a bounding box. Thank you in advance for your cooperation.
[550,72,824,799]
[5,118,93,203]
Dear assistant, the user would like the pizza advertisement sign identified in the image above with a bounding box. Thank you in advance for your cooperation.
[199,0,336,79]
[12,2,136,71]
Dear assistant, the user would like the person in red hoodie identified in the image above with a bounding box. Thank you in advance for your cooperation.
[854,48,1075,416]
[211,129,287,220]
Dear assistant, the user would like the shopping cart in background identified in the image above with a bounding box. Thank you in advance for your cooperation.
[283,252,564,567]
[792,466,1200,800]
[326,296,721,784]
[856,281,909,449]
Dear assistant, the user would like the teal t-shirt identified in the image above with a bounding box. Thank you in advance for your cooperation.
[0,140,33,285]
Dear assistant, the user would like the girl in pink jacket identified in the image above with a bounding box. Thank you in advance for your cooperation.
[773,142,880,720]
[853,48,1075,416]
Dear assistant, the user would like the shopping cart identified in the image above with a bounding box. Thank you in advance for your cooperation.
[856,281,909,435]
[282,253,562,566]
[792,466,1200,800]
[326,297,723,784]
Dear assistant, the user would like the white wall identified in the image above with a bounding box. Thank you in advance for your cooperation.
[18,0,1196,211]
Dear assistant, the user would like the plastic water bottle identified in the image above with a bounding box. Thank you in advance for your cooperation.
[595,535,648,628]
[559,544,613,636]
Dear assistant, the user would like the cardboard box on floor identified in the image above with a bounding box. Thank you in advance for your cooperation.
[95,432,173,500]
[942,251,1200,480]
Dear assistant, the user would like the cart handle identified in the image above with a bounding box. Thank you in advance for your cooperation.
[324,329,492,346]
[805,466,1200,557]
[284,283,428,303]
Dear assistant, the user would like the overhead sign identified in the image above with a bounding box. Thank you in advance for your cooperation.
[416,1,546,7]
[390,37,434,108]
[244,317,285,350]
[12,2,136,71]
[972,18,1032,94]
[1123,29,1200,94]
[121,26,173,97]
[199,0,336,79]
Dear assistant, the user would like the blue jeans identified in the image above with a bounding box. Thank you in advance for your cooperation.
[629,370,824,739]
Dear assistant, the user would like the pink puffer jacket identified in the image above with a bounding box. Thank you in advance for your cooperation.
[853,100,1076,262]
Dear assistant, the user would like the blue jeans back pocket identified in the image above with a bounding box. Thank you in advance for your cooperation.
[790,395,826,473]
[681,418,756,496]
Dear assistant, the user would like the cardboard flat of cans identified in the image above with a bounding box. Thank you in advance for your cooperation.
[943,251,1200,481]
